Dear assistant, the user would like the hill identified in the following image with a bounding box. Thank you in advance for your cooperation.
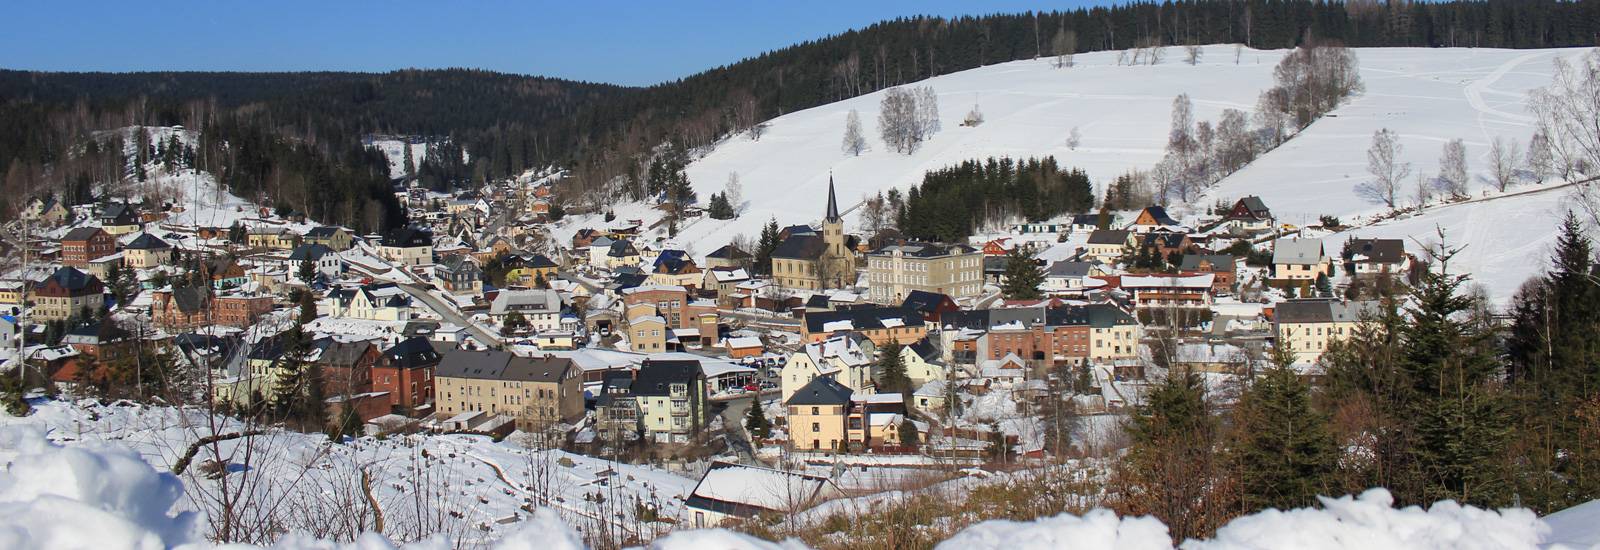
[565,45,1589,305]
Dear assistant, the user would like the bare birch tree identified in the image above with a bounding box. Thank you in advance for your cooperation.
[724,172,743,215]
[842,109,867,156]
[878,88,920,154]
[1488,136,1521,191]
[1185,44,1203,65]
[1052,28,1078,68]
[1435,138,1469,199]
[1528,50,1600,179]
[1358,128,1409,208]
[1066,126,1082,151]
[1527,131,1555,184]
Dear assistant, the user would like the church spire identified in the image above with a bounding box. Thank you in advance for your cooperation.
[825,174,841,223]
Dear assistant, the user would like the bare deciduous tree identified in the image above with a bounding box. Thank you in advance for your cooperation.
[1528,50,1600,180]
[1488,136,1521,191]
[1066,126,1082,151]
[724,172,743,214]
[842,109,867,156]
[1527,131,1554,184]
[1435,138,1469,199]
[1358,128,1409,208]
[1185,44,1203,65]
[878,88,919,154]
[1052,28,1078,68]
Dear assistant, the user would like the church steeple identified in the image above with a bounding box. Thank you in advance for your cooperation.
[825,174,841,223]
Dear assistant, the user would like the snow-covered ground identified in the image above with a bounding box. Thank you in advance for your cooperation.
[556,45,1594,306]
[2,401,1587,549]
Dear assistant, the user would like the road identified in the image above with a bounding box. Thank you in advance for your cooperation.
[397,283,503,347]
[719,396,757,464]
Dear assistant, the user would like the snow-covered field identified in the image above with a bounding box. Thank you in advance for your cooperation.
[2,399,1592,549]
[558,45,1595,306]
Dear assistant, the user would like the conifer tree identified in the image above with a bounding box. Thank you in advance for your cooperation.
[1001,249,1043,299]
[877,341,909,394]
[745,398,772,439]
[1234,345,1337,511]
[754,217,780,276]
[1113,369,1232,541]
[898,417,919,449]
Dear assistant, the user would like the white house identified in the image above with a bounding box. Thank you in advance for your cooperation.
[781,334,875,403]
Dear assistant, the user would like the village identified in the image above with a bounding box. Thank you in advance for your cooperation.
[0,159,1422,530]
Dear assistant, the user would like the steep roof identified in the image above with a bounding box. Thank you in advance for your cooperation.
[685,461,835,518]
[786,375,853,406]
[435,349,572,383]
[706,244,751,260]
[1180,254,1236,271]
[382,227,432,248]
[1136,205,1181,226]
[40,266,99,293]
[287,243,331,262]
[62,227,107,242]
[803,306,922,334]
[825,175,841,223]
[1087,229,1131,246]
[1345,238,1406,264]
[771,234,826,260]
[631,359,703,396]
[381,336,442,370]
[124,233,171,250]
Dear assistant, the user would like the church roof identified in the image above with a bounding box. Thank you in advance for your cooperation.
[825,175,841,223]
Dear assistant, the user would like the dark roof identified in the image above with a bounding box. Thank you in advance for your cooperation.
[908,337,941,362]
[608,272,648,291]
[101,203,137,224]
[305,226,345,238]
[1142,231,1188,248]
[825,176,841,223]
[772,234,826,260]
[1139,206,1180,226]
[632,359,703,397]
[436,349,572,383]
[1230,196,1273,220]
[1070,214,1099,226]
[41,266,100,293]
[869,242,975,257]
[706,244,751,260]
[1045,261,1093,278]
[172,286,212,314]
[124,233,170,250]
[63,227,106,242]
[311,338,374,367]
[287,243,332,261]
[607,239,639,258]
[382,337,441,370]
[1087,229,1131,245]
[382,227,432,248]
[786,376,853,406]
[1180,254,1235,271]
[525,253,558,269]
[803,306,923,334]
[902,290,957,314]
[1344,238,1406,264]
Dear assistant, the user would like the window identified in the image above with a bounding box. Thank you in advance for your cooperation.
[812,422,820,432]
[811,406,819,415]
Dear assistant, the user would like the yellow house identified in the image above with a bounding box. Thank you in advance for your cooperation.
[121,233,173,269]
[781,334,874,403]
[247,227,301,250]
[1085,230,1134,263]
[627,314,667,353]
[786,376,853,452]
[434,349,585,428]
[1272,238,1332,282]
[1274,298,1377,365]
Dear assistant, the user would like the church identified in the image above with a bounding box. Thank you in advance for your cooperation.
[771,178,858,290]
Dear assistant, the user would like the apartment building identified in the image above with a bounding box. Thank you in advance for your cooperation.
[434,350,583,430]
[865,242,983,303]
[1274,298,1379,365]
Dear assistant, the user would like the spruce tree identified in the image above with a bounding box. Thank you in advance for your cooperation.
[1399,237,1510,507]
[754,218,780,276]
[1115,369,1230,541]
[744,399,772,439]
[1234,347,1337,511]
[1001,249,1043,299]
[898,417,919,449]
[877,341,909,394]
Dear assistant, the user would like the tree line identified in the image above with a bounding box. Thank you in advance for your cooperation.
[887,156,1093,242]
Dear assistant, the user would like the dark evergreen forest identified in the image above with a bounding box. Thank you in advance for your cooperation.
[899,157,1094,242]
[2,0,1596,230]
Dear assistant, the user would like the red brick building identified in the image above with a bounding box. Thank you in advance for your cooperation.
[61,227,116,267]
[372,337,441,415]
[150,287,274,329]
[312,339,380,398]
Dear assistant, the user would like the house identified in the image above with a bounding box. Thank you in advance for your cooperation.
[1179,254,1238,293]
[626,314,668,353]
[1041,261,1100,295]
[620,285,693,328]
[1274,298,1379,365]
[648,250,702,289]
[202,257,248,290]
[682,461,842,528]
[1272,238,1331,282]
[489,289,563,330]
[781,333,874,403]
[631,358,708,443]
[377,227,434,267]
[61,227,116,268]
[372,336,440,415]
[800,306,926,345]
[309,338,380,398]
[786,376,854,452]
[505,253,558,285]
[1070,213,1107,233]
[703,267,751,307]
[1140,231,1194,260]
[865,242,983,302]
[704,244,751,270]
[150,286,275,329]
[1127,206,1183,233]
[1012,222,1065,235]
[304,226,354,251]
[1342,238,1408,277]
[22,197,70,226]
[247,227,301,250]
[901,338,949,386]
[1085,230,1134,263]
[99,203,142,235]
[722,336,764,359]
[434,349,584,429]
[32,267,104,321]
[571,228,601,250]
[982,237,1016,256]
[1223,196,1274,232]
[434,255,483,296]
[901,290,959,323]
[771,178,856,290]
[1119,273,1216,310]
[121,233,173,269]
[603,239,642,269]
[287,244,341,280]
[329,283,415,321]
[586,236,616,266]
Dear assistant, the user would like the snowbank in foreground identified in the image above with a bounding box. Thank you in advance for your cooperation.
[0,425,1589,550]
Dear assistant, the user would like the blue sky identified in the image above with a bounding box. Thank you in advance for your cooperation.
[2,1,1100,86]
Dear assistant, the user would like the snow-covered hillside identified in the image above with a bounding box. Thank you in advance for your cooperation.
[564,45,1592,305]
